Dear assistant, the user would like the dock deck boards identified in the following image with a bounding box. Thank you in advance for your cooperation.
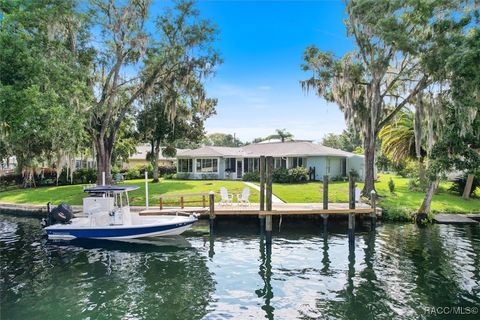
[433,214,479,224]
[139,202,381,217]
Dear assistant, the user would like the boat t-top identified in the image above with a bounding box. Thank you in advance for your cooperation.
[42,185,197,240]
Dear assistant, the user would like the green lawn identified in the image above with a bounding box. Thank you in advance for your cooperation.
[0,179,259,207]
[1,174,478,218]
[270,174,480,215]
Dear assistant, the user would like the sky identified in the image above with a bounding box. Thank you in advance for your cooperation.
[152,0,355,143]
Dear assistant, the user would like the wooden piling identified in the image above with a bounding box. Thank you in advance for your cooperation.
[370,190,377,230]
[259,156,266,231]
[348,174,356,244]
[321,214,328,233]
[323,175,329,210]
[265,156,273,244]
[209,191,215,234]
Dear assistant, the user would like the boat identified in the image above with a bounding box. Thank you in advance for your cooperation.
[42,185,198,240]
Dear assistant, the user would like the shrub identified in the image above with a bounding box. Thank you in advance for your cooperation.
[271,167,309,183]
[388,178,395,194]
[396,160,418,178]
[243,171,260,182]
[73,168,97,184]
[159,165,176,177]
[382,206,414,222]
[125,167,141,180]
[288,167,309,182]
[449,173,480,197]
[272,168,290,183]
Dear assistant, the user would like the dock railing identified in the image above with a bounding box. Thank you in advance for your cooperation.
[158,192,211,210]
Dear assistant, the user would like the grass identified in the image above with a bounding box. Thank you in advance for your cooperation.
[1,174,478,218]
[0,179,260,207]
[269,174,480,215]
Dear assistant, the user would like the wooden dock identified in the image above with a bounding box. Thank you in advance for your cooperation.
[433,214,479,225]
[139,202,380,217]
[140,156,379,245]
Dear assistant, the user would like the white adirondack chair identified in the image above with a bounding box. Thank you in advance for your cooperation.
[219,187,233,206]
[237,187,251,206]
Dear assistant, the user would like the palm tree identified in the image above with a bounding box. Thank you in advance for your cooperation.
[265,129,293,142]
[379,109,427,181]
[379,110,417,164]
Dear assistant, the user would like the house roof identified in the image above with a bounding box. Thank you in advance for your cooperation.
[129,144,177,161]
[176,146,246,158]
[177,141,356,158]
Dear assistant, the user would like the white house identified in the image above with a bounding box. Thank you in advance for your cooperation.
[176,141,370,181]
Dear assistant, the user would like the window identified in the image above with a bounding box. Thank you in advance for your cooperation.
[274,157,287,169]
[196,158,218,172]
[225,158,236,172]
[244,158,259,172]
[178,159,193,172]
[291,157,305,168]
[326,159,331,174]
[341,158,347,176]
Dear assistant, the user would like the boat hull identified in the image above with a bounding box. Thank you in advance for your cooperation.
[45,219,196,240]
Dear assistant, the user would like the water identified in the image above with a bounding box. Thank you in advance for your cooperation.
[1,214,479,320]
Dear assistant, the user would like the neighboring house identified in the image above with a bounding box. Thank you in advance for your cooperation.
[123,143,176,169]
[176,141,371,181]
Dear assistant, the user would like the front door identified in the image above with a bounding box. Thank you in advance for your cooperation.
[236,160,243,179]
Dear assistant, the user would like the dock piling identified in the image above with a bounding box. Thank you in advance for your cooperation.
[323,175,329,210]
[370,190,377,230]
[265,156,273,244]
[209,191,215,234]
[348,174,356,244]
[259,156,266,232]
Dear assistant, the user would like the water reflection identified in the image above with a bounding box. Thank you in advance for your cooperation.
[256,238,274,319]
[0,216,214,320]
[1,215,480,320]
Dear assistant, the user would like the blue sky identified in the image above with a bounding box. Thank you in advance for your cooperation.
[153,0,355,142]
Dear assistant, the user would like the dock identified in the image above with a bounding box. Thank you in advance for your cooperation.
[433,214,479,225]
[139,202,380,217]
[139,156,379,245]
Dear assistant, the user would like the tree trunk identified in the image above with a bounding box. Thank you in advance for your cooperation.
[152,140,161,183]
[463,174,475,199]
[418,157,426,188]
[416,180,436,223]
[362,131,376,196]
[95,137,113,185]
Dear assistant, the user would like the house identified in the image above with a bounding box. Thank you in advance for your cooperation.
[123,143,176,169]
[175,141,370,181]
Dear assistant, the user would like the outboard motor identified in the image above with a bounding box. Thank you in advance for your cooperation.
[42,202,74,227]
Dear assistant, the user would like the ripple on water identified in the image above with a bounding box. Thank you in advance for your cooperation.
[1,215,480,320]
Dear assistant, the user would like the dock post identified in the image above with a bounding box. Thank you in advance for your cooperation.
[259,156,266,232]
[370,190,377,230]
[145,171,149,210]
[265,156,273,244]
[323,175,329,210]
[209,191,215,235]
[321,214,328,233]
[348,174,356,244]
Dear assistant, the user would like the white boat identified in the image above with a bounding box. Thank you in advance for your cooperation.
[43,185,197,240]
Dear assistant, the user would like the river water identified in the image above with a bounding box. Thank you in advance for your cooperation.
[1,213,479,320]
